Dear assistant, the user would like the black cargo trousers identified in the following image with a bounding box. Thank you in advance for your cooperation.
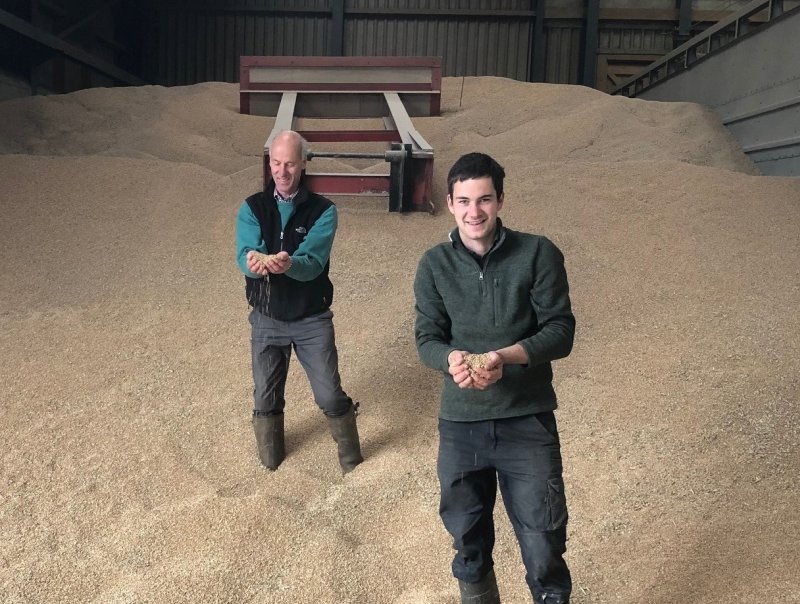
[437,411,572,603]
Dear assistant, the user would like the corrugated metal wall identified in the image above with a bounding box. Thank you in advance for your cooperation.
[153,4,331,85]
[143,1,743,88]
[146,0,535,85]
[344,16,532,79]
[543,20,582,84]
[343,0,533,79]
[599,22,674,54]
[593,21,675,91]
[3,0,775,96]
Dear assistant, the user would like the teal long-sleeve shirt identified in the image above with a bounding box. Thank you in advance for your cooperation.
[235,200,338,281]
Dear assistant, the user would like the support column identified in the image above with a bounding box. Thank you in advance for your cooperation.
[530,0,546,82]
[581,0,599,87]
[329,0,344,56]
[675,0,692,48]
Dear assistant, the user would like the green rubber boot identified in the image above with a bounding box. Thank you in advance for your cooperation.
[253,413,285,471]
[326,405,363,474]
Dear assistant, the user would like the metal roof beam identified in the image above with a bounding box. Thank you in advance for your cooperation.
[0,7,146,86]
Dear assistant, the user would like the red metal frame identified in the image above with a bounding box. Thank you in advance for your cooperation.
[299,130,402,143]
[305,174,392,196]
[243,82,436,91]
[239,55,442,117]
[241,56,440,212]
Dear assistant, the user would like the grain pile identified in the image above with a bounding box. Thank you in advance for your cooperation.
[1,77,798,604]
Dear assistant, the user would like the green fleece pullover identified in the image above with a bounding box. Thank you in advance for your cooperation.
[414,224,575,421]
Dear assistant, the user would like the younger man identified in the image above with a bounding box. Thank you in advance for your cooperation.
[414,152,575,603]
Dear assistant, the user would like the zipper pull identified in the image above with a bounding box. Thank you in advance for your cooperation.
[479,271,484,280]
[279,231,284,252]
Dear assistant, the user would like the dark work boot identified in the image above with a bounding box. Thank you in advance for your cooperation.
[326,405,363,474]
[253,413,285,471]
[538,594,569,604]
[458,569,501,603]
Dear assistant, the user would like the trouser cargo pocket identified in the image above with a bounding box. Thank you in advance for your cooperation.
[547,476,568,531]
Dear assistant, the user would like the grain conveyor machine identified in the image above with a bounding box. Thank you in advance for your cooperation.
[239,56,441,212]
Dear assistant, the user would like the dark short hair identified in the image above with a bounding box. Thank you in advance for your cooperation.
[447,152,505,198]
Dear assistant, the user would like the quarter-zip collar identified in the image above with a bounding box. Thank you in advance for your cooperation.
[449,218,507,265]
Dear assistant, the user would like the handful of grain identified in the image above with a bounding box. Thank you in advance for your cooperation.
[251,251,278,271]
[464,353,492,371]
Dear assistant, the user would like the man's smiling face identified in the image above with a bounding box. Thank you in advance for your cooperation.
[269,132,306,198]
[447,176,504,254]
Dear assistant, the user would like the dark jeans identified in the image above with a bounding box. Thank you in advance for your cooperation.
[437,412,572,603]
[249,308,352,417]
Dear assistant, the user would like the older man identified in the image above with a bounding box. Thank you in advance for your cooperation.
[235,130,363,474]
